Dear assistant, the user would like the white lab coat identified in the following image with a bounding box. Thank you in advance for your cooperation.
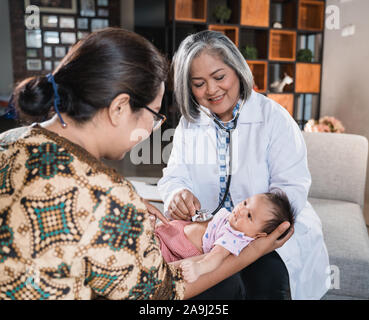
[158,90,330,300]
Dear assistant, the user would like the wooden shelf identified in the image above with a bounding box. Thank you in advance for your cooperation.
[267,93,294,116]
[173,0,207,22]
[241,0,270,27]
[208,25,239,46]
[239,28,268,59]
[269,30,296,61]
[270,0,297,29]
[247,60,267,93]
[295,63,321,93]
[298,0,324,31]
[269,62,295,93]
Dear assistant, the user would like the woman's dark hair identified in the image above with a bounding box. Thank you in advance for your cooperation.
[262,192,295,240]
[14,27,168,123]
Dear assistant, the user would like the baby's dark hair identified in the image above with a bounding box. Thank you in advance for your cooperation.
[262,192,294,240]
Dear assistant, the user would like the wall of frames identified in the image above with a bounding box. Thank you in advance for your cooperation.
[9,0,120,83]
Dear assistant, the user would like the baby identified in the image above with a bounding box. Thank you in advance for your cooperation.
[155,192,294,283]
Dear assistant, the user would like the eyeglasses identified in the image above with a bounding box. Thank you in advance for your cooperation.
[142,105,166,131]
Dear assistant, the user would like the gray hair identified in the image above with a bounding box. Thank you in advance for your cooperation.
[172,30,254,122]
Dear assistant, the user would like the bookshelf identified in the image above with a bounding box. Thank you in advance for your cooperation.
[135,0,326,129]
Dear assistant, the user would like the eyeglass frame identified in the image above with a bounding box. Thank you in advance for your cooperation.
[142,105,166,130]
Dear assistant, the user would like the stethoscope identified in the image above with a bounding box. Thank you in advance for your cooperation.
[191,98,245,222]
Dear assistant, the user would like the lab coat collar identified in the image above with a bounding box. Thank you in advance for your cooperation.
[196,90,264,126]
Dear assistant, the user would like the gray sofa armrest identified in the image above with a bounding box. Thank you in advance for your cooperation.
[303,132,368,207]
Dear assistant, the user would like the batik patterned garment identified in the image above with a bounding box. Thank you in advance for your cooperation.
[0,125,184,300]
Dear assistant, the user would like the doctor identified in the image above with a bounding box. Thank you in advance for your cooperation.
[158,30,330,300]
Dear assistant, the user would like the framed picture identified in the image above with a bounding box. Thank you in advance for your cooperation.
[26,59,42,71]
[80,0,96,17]
[44,46,53,58]
[26,30,42,48]
[91,19,109,32]
[44,31,59,44]
[60,32,76,45]
[24,0,77,14]
[54,60,61,68]
[60,16,75,29]
[26,49,38,58]
[77,18,88,30]
[97,9,109,17]
[44,60,53,71]
[77,31,89,40]
[97,0,108,6]
[42,15,58,28]
[55,46,66,58]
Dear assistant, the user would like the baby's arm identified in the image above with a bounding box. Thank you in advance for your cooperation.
[180,245,231,283]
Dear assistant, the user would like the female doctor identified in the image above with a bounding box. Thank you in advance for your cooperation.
[158,30,330,300]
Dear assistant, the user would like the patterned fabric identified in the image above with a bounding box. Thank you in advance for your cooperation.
[0,125,184,300]
[202,208,254,256]
[214,102,240,211]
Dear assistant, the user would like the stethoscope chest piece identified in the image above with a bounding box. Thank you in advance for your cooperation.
[191,209,214,222]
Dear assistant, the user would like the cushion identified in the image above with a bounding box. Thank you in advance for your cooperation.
[303,132,368,207]
[309,197,369,299]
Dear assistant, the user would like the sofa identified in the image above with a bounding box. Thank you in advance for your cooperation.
[130,132,369,300]
[303,132,369,300]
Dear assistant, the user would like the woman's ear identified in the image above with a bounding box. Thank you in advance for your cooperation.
[108,93,130,126]
[254,232,268,239]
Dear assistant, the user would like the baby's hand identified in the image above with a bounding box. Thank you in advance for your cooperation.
[180,260,200,283]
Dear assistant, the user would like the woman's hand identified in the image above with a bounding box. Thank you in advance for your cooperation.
[248,221,294,256]
[168,189,201,221]
[142,198,169,228]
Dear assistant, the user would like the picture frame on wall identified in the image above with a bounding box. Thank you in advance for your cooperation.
[44,60,53,71]
[80,0,96,17]
[55,46,66,58]
[97,0,109,6]
[26,59,42,71]
[26,49,38,58]
[24,0,77,14]
[44,31,59,44]
[26,30,42,48]
[77,18,89,30]
[44,46,53,58]
[42,15,58,28]
[60,16,75,29]
[60,32,76,45]
[91,19,109,32]
[97,9,109,17]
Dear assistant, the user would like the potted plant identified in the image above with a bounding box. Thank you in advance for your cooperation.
[297,49,313,62]
[241,46,258,60]
[214,5,232,24]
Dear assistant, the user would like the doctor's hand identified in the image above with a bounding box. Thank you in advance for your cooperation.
[168,189,201,221]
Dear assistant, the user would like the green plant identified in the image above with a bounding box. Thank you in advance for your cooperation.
[214,5,232,24]
[297,49,313,62]
[241,46,258,60]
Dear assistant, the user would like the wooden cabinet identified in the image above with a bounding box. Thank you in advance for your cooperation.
[241,0,270,27]
[296,63,321,93]
[269,30,296,61]
[267,94,294,116]
[173,0,207,22]
[138,0,326,128]
[208,25,239,47]
[298,0,325,31]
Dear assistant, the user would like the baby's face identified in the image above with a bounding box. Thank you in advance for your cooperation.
[228,194,274,238]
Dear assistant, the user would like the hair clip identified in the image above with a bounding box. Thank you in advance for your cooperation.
[46,73,67,128]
